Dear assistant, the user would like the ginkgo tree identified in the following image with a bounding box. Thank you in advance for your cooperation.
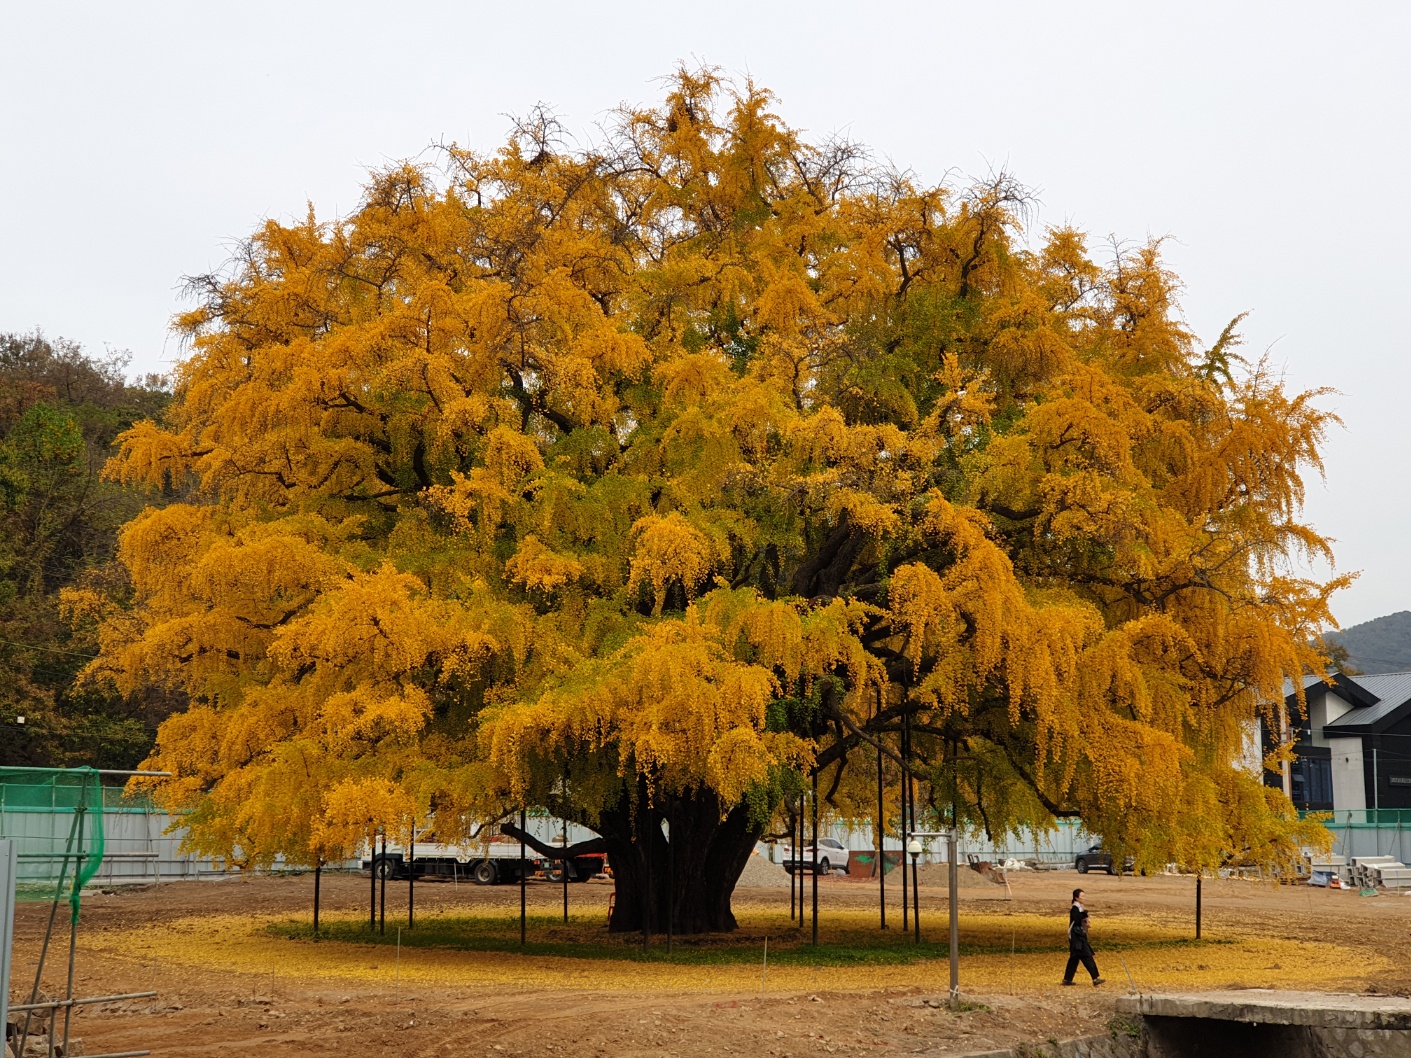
[71,68,1340,934]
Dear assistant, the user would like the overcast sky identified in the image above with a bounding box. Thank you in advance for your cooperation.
[2,1,1407,627]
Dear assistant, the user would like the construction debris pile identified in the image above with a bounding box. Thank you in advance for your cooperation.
[1309,853,1411,890]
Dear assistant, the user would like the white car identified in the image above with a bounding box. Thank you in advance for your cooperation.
[781,837,850,875]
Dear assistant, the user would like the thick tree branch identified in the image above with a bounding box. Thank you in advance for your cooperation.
[499,822,608,860]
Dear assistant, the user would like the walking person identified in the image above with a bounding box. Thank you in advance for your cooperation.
[1063,887,1105,986]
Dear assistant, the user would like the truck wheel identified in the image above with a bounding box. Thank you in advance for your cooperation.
[1076,859,1089,875]
[374,857,395,880]
[473,860,498,885]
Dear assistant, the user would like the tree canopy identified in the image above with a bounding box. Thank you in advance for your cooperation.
[76,69,1339,919]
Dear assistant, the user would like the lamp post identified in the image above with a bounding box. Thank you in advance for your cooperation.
[907,838,923,943]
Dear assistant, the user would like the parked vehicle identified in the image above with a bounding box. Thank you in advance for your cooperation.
[782,837,851,875]
[1074,843,1134,875]
[362,839,605,885]
[542,839,608,884]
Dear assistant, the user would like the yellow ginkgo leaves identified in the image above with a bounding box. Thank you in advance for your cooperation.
[627,513,725,613]
[76,68,1343,911]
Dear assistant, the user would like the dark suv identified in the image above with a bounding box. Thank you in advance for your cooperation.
[1075,844,1133,875]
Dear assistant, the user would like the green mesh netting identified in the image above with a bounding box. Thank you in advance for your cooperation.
[0,767,107,920]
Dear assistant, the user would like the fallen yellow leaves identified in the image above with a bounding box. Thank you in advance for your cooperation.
[81,905,1389,997]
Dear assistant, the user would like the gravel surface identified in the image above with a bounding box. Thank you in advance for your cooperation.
[736,852,791,887]
[912,862,1005,889]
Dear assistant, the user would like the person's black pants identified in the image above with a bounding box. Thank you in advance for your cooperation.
[1064,941,1099,982]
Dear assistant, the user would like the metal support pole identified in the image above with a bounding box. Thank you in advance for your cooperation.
[811,769,819,947]
[313,864,321,935]
[790,799,796,922]
[1195,874,1202,940]
[948,826,959,1008]
[1373,743,1380,813]
[563,816,570,924]
[797,793,805,925]
[11,991,157,1013]
[901,721,909,932]
[61,808,85,1053]
[912,847,921,943]
[643,814,652,951]
[908,732,920,938]
[877,734,887,930]
[378,830,387,934]
[666,814,674,955]
[519,807,527,946]
[909,769,920,939]
[369,830,376,931]
[408,823,415,931]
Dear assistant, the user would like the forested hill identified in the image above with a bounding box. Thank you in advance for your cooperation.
[1327,611,1411,675]
[0,332,175,767]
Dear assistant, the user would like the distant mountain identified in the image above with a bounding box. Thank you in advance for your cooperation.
[1325,611,1411,675]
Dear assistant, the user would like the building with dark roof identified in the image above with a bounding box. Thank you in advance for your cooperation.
[1268,672,1411,812]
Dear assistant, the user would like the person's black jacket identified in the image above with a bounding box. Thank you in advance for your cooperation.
[1068,902,1091,951]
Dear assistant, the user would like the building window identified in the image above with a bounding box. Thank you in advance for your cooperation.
[1291,755,1333,808]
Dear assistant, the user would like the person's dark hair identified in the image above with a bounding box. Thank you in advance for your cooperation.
[1072,888,1084,901]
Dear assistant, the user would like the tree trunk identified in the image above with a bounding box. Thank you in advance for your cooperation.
[597,779,760,935]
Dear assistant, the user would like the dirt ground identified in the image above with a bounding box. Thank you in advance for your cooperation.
[7,867,1409,1057]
